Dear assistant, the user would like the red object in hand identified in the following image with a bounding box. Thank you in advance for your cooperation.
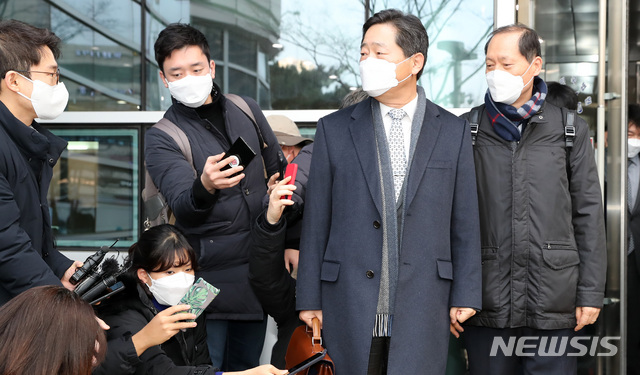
[283,163,298,200]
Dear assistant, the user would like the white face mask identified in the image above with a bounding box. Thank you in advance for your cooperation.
[146,271,195,306]
[629,138,640,158]
[167,73,213,108]
[359,56,413,97]
[485,60,535,105]
[16,73,69,120]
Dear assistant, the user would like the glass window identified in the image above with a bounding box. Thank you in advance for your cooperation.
[65,80,139,111]
[194,24,224,61]
[259,82,270,109]
[53,8,141,109]
[146,61,167,111]
[48,129,139,248]
[229,68,256,98]
[229,32,257,71]
[258,48,268,81]
[146,0,189,25]
[50,0,141,46]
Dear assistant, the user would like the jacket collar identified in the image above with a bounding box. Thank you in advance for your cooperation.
[348,93,443,214]
[170,80,223,121]
[404,98,442,208]
[0,100,67,162]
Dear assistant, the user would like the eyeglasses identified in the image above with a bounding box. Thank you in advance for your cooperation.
[13,68,61,84]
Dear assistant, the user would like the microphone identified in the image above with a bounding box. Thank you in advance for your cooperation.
[70,246,109,285]
[73,268,102,296]
[80,258,125,302]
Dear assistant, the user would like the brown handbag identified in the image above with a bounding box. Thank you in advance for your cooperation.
[285,318,335,375]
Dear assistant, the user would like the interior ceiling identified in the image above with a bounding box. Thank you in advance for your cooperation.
[534,0,599,60]
[535,0,640,62]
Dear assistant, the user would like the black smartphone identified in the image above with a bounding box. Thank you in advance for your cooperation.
[220,137,257,175]
[287,349,327,375]
[277,151,287,180]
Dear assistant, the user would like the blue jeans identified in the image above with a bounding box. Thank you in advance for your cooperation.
[206,317,267,371]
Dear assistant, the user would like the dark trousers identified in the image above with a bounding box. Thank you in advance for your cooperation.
[206,316,267,371]
[367,336,390,375]
[629,251,640,375]
[463,326,577,375]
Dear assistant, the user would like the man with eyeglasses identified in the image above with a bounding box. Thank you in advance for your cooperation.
[0,19,80,306]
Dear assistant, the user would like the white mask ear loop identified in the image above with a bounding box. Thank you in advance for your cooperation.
[520,59,536,87]
[396,54,415,84]
[146,272,155,287]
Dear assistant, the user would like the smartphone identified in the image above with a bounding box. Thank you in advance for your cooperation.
[277,152,287,181]
[287,349,327,375]
[177,278,220,322]
[282,163,298,200]
[220,137,257,176]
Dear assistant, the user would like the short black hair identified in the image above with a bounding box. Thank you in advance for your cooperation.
[126,224,198,274]
[484,23,541,63]
[630,104,640,127]
[546,82,578,110]
[0,20,61,91]
[154,23,210,74]
[362,9,429,80]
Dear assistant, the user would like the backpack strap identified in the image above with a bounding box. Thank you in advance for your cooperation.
[153,118,195,176]
[469,106,482,146]
[141,118,195,229]
[561,107,576,183]
[225,94,267,150]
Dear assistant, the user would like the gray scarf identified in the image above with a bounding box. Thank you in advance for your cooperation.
[372,87,427,337]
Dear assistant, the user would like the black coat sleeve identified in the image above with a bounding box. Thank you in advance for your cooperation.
[0,174,68,299]
[283,143,314,248]
[145,126,219,227]
[569,116,607,307]
[248,212,298,326]
[95,309,218,375]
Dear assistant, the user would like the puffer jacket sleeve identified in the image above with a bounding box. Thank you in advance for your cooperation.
[93,331,142,375]
[569,116,607,307]
[0,174,66,298]
[95,308,218,375]
[145,125,218,226]
[248,212,297,325]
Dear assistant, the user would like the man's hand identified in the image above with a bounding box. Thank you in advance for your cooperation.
[299,310,323,329]
[96,316,110,330]
[575,306,601,331]
[61,260,83,290]
[266,172,279,196]
[284,249,299,274]
[449,307,476,338]
[200,152,245,193]
[234,364,288,375]
[132,304,197,356]
[266,176,296,225]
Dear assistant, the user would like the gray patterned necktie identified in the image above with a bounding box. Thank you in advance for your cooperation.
[388,108,407,201]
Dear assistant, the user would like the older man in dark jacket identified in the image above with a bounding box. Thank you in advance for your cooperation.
[0,20,78,306]
[145,24,283,371]
[459,25,606,375]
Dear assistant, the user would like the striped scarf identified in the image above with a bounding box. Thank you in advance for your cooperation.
[484,77,548,142]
